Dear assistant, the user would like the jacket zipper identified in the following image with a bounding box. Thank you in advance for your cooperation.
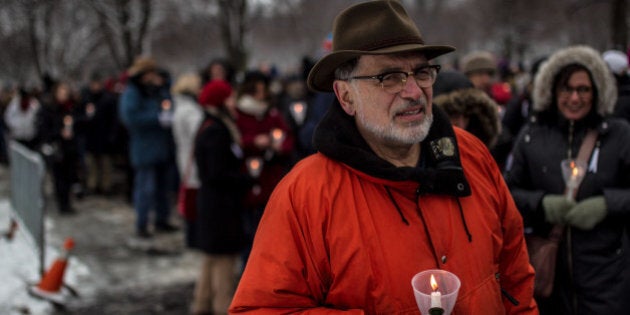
[497,272,520,306]
[566,121,578,314]
[567,228,578,314]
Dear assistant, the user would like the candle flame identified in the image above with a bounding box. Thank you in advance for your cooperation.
[572,166,579,177]
[63,115,73,126]
[161,100,172,110]
[249,159,260,170]
[430,274,438,291]
[271,128,284,141]
[293,103,304,113]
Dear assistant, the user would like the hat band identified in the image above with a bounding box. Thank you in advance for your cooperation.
[358,36,424,51]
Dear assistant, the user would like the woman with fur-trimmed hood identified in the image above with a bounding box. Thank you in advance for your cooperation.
[505,45,630,314]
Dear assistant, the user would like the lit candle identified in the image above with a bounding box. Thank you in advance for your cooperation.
[246,157,263,195]
[430,274,442,309]
[86,103,96,117]
[246,157,263,178]
[566,161,579,201]
[161,99,172,111]
[290,102,307,125]
[62,115,73,138]
[271,128,285,146]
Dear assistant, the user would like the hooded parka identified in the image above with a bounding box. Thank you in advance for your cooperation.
[505,46,630,314]
[230,99,537,313]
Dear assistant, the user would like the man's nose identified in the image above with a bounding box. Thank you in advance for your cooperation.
[399,77,424,99]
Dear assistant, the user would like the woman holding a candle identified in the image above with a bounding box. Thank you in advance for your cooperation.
[232,71,295,270]
[36,81,81,214]
[505,46,630,314]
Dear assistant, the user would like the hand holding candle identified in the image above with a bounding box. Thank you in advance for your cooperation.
[86,103,96,118]
[161,99,172,111]
[289,101,307,126]
[246,157,263,178]
[62,115,73,139]
[246,157,264,195]
[270,128,285,148]
[158,99,174,127]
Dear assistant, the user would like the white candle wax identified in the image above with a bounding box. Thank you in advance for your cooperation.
[430,291,441,308]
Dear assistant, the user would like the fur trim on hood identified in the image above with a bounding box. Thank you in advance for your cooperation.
[533,45,617,116]
[433,88,501,149]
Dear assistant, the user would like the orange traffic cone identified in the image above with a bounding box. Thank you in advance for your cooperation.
[29,238,75,304]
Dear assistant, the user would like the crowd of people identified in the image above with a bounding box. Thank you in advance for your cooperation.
[1,0,630,314]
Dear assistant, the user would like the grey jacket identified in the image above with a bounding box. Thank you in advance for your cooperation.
[505,45,630,314]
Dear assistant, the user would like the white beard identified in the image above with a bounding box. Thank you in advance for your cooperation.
[355,96,433,145]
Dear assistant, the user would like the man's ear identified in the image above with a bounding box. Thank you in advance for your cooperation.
[333,81,356,116]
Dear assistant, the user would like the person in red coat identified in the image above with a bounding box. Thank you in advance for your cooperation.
[233,71,295,270]
[230,1,537,313]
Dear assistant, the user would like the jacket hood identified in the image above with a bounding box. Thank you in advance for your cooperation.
[533,45,617,117]
[434,88,501,148]
[313,100,471,197]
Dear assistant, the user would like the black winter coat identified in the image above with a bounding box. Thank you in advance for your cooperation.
[194,111,252,254]
[77,89,120,155]
[506,116,630,314]
[505,45,630,314]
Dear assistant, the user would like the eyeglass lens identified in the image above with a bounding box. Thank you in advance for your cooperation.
[559,85,591,97]
[381,67,438,93]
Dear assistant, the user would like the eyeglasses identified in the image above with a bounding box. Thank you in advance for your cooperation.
[346,65,441,94]
[558,85,592,98]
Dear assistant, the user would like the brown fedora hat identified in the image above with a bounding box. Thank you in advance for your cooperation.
[307,0,455,92]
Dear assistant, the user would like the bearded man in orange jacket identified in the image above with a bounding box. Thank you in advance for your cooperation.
[230,1,537,314]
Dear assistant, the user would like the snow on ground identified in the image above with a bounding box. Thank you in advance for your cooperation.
[0,199,92,315]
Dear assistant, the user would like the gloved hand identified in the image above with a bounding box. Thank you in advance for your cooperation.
[542,194,575,224]
[158,110,173,128]
[565,196,607,230]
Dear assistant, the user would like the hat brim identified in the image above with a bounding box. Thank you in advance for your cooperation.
[307,44,455,93]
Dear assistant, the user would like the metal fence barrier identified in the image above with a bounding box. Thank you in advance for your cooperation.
[9,140,47,275]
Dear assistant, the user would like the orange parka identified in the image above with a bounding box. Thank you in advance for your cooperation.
[230,104,537,314]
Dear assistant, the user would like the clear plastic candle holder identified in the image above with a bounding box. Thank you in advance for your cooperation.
[411,269,461,315]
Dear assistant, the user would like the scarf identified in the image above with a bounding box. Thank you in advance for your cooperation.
[205,107,242,146]
[236,95,268,119]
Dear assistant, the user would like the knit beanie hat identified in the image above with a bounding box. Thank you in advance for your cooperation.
[461,51,497,75]
[433,70,474,97]
[198,80,232,108]
[602,50,628,75]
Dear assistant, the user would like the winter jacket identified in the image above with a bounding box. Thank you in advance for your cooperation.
[35,99,79,163]
[172,93,204,188]
[118,80,174,168]
[235,102,294,208]
[4,95,40,145]
[230,101,537,314]
[194,110,252,254]
[505,45,630,314]
[613,74,630,123]
[77,89,119,155]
